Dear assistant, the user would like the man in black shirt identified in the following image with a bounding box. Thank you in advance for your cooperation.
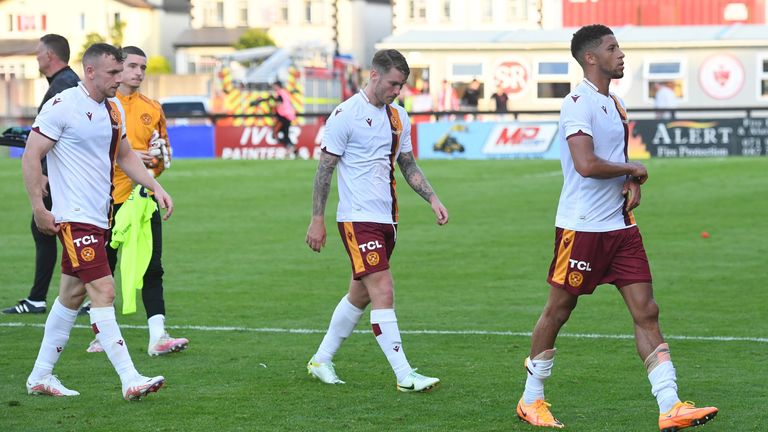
[3,34,80,314]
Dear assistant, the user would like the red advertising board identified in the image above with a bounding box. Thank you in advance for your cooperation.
[562,0,765,26]
[215,121,419,160]
[215,123,324,160]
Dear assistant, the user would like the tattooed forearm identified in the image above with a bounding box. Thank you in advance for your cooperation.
[397,151,435,202]
[312,152,339,216]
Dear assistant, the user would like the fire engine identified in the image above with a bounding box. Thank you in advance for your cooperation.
[211,44,360,127]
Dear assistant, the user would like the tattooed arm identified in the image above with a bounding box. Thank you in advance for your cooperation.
[306,151,341,251]
[397,151,449,225]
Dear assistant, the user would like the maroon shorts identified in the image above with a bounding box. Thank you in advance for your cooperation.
[58,222,112,283]
[338,222,396,279]
[546,226,652,296]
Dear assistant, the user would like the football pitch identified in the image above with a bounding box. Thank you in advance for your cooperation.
[0,156,765,431]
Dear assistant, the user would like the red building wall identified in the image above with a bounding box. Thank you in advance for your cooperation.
[562,0,766,26]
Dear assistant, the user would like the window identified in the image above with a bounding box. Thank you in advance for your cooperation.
[237,1,248,26]
[644,59,686,102]
[408,0,427,21]
[304,1,312,22]
[507,0,527,22]
[80,13,85,30]
[203,1,224,26]
[536,61,571,99]
[276,0,288,24]
[759,55,768,98]
[8,14,12,31]
[452,63,483,77]
[114,12,120,25]
[304,0,325,24]
[480,0,493,22]
[442,0,452,21]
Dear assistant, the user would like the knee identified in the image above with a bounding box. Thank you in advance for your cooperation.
[634,300,660,327]
[542,303,574,327]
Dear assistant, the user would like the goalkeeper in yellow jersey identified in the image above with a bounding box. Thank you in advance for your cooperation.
[84,46,188,357]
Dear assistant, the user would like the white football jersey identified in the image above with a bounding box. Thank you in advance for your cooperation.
[33,83,126,229]
[555,79,635,232]
[321,92,412,224]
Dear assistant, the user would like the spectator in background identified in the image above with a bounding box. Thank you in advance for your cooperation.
[460,78,481,111]
[653,81,677,119]
[251,80,298,157]
[491,86,509,113]
[437,79,459,121]
[3,34,80,315]
[271,80,297,155]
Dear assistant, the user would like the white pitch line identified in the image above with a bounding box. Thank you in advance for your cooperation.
[1,322,766,343]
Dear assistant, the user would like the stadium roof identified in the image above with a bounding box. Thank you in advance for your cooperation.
[174,28,248,48]
[0,39,38,57]
[379,24,768,50]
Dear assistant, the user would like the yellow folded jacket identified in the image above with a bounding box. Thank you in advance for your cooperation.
[110,185,157,314]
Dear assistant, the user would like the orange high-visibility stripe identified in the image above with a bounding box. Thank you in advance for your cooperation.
[552,229,575,284]
[342,222,366,273]
[60,223,80,268]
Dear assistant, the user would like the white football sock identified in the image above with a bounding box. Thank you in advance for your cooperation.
[649,360,680,413]
[370,308,411,382]
[147,314,166,345]
[315,295,364,363]
[28,298,78,382]
[90,306,139,383]
[523,349,556,404]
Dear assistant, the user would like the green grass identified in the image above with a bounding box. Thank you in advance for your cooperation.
[0,155,766,431]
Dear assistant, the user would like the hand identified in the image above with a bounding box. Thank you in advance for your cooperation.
[430,196,449,225]
[152,186,174,220]
[622,177,642,211]
[33,207,59,235]
[306,217,327,252]
[627,162,648,184]
[149,130,171,169]
[135,149,156,167]
[41,175,49,198]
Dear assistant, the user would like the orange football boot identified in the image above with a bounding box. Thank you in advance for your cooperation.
[659,401,718,432]
[517,398,565,429]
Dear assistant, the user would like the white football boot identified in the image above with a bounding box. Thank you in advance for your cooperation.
[396,369,440,393]
[307,356,345,384]
[122,375,165,401]
[27,374,80,396]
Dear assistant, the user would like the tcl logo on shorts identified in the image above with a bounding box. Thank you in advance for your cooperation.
[569,259,592,271]
[73,235,99,247]
[358,240,383,252]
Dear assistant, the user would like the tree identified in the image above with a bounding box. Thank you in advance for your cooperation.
[146,55,172,74]
[77,32,107,62]
[110,20,126,47]
[234,28,275,50]
[77,21,126,61]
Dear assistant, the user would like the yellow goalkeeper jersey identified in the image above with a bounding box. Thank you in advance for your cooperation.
[113,90,170,204]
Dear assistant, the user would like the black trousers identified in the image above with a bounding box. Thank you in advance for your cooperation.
[27,192,57,302]
[106,199,166,319]
[275,114,293,147]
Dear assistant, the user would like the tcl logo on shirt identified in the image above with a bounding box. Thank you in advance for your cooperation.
[73,235,99,247]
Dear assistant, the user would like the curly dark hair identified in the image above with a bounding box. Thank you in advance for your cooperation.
[570,24,614,66]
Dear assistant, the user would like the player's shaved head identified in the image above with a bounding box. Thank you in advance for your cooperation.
[82,43,124,67]
[571,24,614,66]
